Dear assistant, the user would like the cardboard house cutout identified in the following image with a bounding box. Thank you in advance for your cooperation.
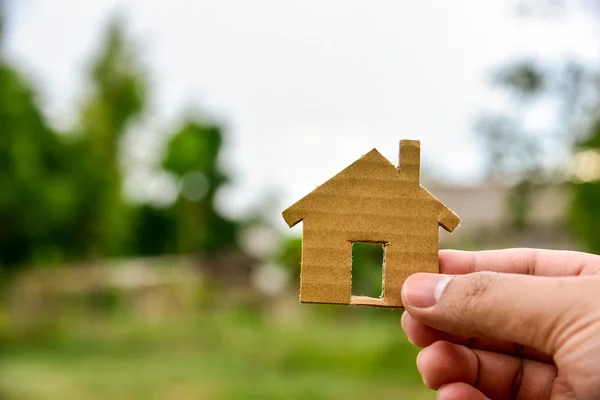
[282,140,460,308]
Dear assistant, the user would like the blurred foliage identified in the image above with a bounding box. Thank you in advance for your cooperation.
[477,2,600,245]
[66,18,146,258]
[276,237,302,283]
[132,120,240,256]
[570,121,600,253]
[0,17,242,274]
[0,61,76,267]
[477,61,552,230]
[162,121,238,253]
[476,114,542,181]
[0,307,429,400]
[351,242,384,298]
[494,61,545,98]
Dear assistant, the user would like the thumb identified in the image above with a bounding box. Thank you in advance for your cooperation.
[401,272,596,355]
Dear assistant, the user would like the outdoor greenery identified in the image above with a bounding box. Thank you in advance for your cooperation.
[476,6,600,249]
[0,18,242,274]
[2,1,600,399]
[571,121,600,254]
[1,307,432,400]
[0,8,403,399]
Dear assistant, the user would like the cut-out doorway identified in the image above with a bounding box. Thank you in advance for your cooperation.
[351,242,385,298]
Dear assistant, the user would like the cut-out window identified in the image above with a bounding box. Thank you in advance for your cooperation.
[351,242,385,298]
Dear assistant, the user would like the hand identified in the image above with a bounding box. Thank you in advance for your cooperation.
[401,249,600,400]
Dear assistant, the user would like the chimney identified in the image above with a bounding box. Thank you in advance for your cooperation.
[398,140,420,183]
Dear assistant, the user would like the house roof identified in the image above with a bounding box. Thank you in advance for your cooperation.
[282,147,459,232]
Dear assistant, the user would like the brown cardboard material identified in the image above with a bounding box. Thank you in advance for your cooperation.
[282,140,460,308]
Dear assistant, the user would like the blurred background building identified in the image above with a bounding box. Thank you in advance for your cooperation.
[1,1,600,399]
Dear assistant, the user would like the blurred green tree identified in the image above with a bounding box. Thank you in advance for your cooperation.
[67,18,147,258]
[152,120,239,254]
[0,63,76,269]
[476,2,600,251]
[0,18,145,270]
[0,14,243,273]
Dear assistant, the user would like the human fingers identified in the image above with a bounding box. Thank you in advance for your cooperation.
[439,249,600,277]
[401,311,552,363]
[437,383,489,400]
[402,272,600,355]
[417,341,556,399]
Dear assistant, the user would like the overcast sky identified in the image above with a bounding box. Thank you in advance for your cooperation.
[4,0,599,226]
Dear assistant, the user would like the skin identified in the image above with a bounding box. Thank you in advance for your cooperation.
[400,249,600,400]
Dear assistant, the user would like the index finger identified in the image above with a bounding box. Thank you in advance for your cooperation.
[440,248,600,277]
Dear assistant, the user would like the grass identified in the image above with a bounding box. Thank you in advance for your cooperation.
[0,304,434,399]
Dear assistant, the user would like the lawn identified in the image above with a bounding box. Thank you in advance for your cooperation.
[0,304,434,399]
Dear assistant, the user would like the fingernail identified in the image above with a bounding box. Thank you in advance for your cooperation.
[403,273,453,308]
